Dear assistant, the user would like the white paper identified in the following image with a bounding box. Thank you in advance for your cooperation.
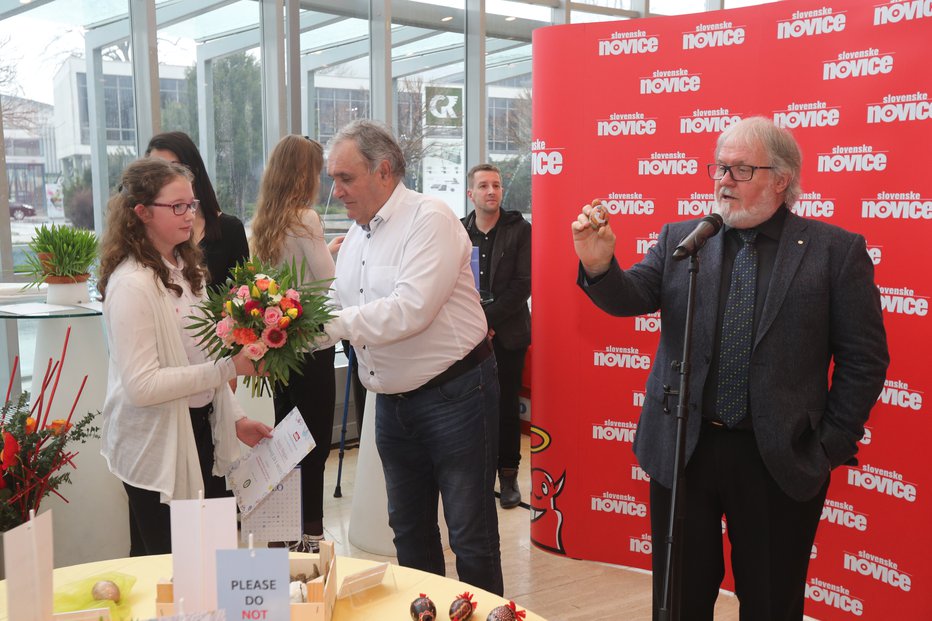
[72,301,103,312]
[240,468,302,544]
[3,511,54,621]
[170,497,239,613]
[227,408,316,514]
[0,302,76,315]
[215,548,290,621]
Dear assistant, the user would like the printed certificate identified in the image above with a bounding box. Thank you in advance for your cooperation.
[227,408,316,514]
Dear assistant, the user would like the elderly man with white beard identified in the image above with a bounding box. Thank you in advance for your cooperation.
[571,117,889,620]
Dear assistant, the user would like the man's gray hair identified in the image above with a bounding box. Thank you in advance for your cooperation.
[715,116,803,208]
[329,119,406,180]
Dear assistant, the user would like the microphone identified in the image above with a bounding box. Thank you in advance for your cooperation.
[672,213,724,261]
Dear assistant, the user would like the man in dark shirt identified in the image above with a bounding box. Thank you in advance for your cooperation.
[462,164,531,508]
[572,117,888,620]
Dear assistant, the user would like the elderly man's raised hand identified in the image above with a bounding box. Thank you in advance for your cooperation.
[572,199,616,279]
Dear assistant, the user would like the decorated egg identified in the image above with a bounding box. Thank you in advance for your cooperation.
[588,199,608,231]
[486,601,525,621]
[449,591,477,620]
[411,593,437,621]
[91,580,121,603]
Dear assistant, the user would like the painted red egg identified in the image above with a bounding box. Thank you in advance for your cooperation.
[449,591,477,621]
[486,605,516,621]
[411,594,437,621]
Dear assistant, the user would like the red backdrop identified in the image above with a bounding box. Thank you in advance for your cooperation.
[529,1,930,618]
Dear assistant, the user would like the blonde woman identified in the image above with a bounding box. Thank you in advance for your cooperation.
[98,158,272,556]
[251,135,336,553]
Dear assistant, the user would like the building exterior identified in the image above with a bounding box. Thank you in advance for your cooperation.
[2,95,57,215]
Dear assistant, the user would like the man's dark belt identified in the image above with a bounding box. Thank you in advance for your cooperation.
[386,337,494,399]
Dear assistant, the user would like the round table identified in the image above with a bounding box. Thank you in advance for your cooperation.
[0,554,546,620]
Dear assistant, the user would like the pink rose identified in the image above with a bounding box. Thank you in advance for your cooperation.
[285,288,300,301]
[262,326,287,349]
[215,316,234,339]
[236,285,251,299]
[242,340,268,361]
[263,305,283,327]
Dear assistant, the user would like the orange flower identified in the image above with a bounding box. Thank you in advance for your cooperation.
[25,417,37,434]
[49,419,73,436]
[233,327,258,345]
[278,316,291,329]
[278,297,294,311]
[255,278,271,291]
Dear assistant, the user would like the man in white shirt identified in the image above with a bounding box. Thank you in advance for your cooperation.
[323,119,504,595]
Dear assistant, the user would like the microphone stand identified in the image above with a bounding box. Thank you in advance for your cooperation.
[658,252,701,621]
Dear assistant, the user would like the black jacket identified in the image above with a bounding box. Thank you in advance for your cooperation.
[461,209,531,350]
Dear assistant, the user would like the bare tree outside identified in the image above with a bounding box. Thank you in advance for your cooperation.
[497,88,532,214]
[0,35,36,132]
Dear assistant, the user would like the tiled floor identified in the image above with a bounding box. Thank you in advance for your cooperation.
[319,434,742,620]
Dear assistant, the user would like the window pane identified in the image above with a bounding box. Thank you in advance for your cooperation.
[485,25,531,216]
[156,2,263,225]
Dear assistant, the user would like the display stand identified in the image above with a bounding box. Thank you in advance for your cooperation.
[0,291,129,568]
[348,391,448,555]
[347,392,395,555]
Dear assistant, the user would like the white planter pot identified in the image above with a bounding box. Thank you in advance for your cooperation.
[45,280,90,305]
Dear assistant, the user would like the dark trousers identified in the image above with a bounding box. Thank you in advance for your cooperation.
[649,424,828,621]
[375,355,504,595]
[273,346,336,531]
[126,404,226,556]
[492,339,526,470]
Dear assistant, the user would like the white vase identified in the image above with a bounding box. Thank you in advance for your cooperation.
[45,280,90,305]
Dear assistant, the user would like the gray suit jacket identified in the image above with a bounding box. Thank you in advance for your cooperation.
[579,210,889,501]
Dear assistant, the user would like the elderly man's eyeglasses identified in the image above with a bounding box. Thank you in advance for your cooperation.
[151,200,200,215]
[707,164,774,181]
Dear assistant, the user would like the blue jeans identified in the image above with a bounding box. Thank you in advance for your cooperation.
[375,354,503,595]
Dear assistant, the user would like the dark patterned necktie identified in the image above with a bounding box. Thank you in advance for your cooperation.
[716,229,759,428]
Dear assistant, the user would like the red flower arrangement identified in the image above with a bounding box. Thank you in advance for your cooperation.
[188,258,333,397]
[0,329,100,532]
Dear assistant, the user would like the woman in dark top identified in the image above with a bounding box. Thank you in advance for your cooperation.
[146,131,249,289]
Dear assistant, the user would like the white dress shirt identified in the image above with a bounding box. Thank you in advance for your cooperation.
[326,182,488,394]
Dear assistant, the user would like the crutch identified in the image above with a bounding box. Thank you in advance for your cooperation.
[334,345,355,498]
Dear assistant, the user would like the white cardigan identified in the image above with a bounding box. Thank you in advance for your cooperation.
[100,259,242,503]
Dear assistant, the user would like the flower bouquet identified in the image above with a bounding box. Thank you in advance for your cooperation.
[188,258,334,397]
[1,335,100,533]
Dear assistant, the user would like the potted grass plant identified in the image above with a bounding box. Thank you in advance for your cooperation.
[19,224,98,304]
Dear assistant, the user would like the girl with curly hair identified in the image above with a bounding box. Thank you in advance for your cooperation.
[98,157,272,556]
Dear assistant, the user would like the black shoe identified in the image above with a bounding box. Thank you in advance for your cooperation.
[499,468,521,509]
[290,534,324,554]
